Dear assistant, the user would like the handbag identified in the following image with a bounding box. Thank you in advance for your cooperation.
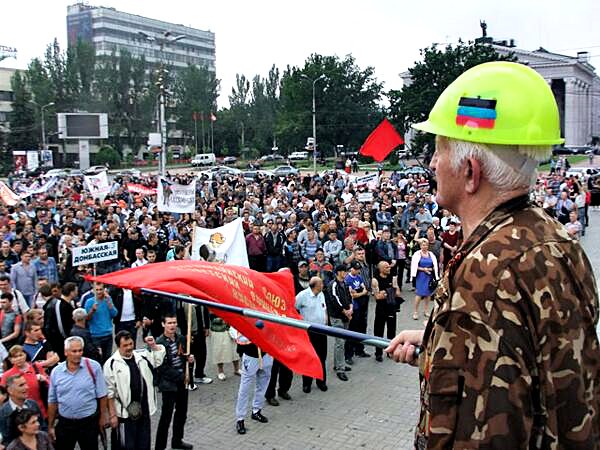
[126,400,143,421]
[428,275,439,293]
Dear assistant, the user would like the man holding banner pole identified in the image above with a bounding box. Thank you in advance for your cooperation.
[155,312,194,450]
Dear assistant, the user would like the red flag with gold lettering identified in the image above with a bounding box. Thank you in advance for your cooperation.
[91,260,323,379]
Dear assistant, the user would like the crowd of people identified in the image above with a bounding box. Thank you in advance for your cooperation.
[0,136,595,448]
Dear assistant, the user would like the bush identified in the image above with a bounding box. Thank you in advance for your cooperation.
[92,146,121,167]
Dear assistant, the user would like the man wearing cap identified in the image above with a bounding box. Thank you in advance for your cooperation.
[386,62,600,449]
[344,260,371,361]
[293,261,311,294]
[325,264,354,381]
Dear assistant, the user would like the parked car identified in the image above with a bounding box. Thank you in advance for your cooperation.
[215,166,242,177]
[83,165,109,175]
[565,167,600,179]
[41,168,67,178]
[223,156,237,165]
[191,153,216,167]
[259,154,285,162]
[272,165,299,177]
[289,151,309,161]
[398,166,431,177]
[65,168,84,177]
[552,145,579,155]
[118,168,142,177]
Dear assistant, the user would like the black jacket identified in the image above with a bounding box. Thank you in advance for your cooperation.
[265,231,285,257]
[155,333,187,392]
[112,289,143,324]
[70,324,102,362]
[325,278,352,322]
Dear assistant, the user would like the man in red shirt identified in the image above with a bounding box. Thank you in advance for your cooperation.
[246,224,267,272]
[440,220,461,270]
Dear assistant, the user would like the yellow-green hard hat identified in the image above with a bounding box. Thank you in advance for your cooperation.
[412,61,564,145]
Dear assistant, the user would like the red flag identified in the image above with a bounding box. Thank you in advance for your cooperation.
[126,183,157,196]
[359,118,404,162]
[91,261,323,379]
[210,112,217,122]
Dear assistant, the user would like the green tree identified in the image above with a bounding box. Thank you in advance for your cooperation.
[248,65,280,153]
[228,74,251,152]
[8,71,38,151]
[173,65,220,151]
[388,41,516,157]
[278,54,384,157]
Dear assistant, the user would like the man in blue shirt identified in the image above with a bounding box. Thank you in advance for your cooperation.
[84,283,118,364]
[47,335,108,450]
[32,246,59,284]
[344,260,371,361]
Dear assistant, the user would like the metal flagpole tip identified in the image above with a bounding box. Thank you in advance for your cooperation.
[255,320,265,329]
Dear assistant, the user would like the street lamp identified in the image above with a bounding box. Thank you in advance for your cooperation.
[30,101,55,150]
[301,74,326,174]
[138,30,186,176]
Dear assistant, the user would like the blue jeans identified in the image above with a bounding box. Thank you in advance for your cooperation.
[266,255,283,272]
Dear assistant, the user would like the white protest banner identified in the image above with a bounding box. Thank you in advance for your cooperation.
[0,182,22,206]
[17,177,58,198]
[157,177,196,213]
[72,241,119,266]
[84,171,110,201]
[355,173,377,186]
[357,192,374,203]
[191,218,249,267]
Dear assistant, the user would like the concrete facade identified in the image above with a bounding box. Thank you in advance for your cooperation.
[493,45,599,147]
[67,3,216,71]
[0,67,21,134]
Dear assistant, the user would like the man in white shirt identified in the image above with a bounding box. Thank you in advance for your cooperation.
[131,248,148,268]
[295,277,328,393]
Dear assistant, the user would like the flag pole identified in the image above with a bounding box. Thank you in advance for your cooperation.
[140,288,421,355]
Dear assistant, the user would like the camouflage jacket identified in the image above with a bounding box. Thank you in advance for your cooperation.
[416,196,600,450]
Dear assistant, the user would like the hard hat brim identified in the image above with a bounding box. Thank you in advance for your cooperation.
[411,119,565,146]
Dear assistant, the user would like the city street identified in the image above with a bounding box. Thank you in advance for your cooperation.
[151,210,600,450]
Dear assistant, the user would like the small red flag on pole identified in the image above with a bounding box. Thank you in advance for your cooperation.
[359,118,404,162]
[210,112,217,122]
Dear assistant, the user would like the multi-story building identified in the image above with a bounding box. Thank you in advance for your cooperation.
[0,67,20,135]
[492,44,599,147]
[66,3,216,71]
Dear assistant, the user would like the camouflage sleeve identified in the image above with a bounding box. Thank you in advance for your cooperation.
[426,238,600,449]
[426,308,535,449]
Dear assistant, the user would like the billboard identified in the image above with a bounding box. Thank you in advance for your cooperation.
[57,113,108,139]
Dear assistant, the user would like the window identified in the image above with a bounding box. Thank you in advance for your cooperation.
[0,91,14,102]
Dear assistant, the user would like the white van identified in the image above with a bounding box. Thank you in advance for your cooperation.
[192,153,216,167]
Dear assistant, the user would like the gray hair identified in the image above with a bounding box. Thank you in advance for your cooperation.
[441,137,550,191]
[64,336,84,350]
[72,308,87,322]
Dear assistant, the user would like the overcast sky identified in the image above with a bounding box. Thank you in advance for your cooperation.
[2,0,598,108]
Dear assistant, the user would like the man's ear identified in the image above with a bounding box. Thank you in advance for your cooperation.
[464,158,481,194]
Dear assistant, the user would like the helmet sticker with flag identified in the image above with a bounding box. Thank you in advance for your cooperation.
[456,97,497,129]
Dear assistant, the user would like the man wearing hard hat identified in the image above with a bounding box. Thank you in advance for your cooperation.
[386,62,600,449]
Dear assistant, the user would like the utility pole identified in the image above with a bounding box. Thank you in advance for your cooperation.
[156,68,167,177]
[301,74,326,174]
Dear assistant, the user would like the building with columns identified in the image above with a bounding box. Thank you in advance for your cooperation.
[492,44,599,147]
